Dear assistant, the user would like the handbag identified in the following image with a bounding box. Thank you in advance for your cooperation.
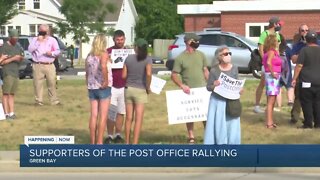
[226,99,242,117]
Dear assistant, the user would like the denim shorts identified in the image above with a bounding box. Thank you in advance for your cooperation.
[88,87,111,100]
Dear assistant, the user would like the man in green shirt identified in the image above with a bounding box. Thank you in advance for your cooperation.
[254,16,282,113]
[171,33,209,144]
[0,29,24,119]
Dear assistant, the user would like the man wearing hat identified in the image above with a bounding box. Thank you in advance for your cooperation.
[253,16,282,114]
[171,33,209,144]
[292,30,320,129]
[0,29,24,119]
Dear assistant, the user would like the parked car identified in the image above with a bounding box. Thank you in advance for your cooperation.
[166,31,259,78]
[52,36,72,72]
[151,56,164,64]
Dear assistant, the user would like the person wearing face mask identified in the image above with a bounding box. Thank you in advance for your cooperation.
[289,24,309,124]
[204,46,242,144]
[0,29,24,119]
[253,16,283,114]
[28,24,61,106]
[171,33,209,144]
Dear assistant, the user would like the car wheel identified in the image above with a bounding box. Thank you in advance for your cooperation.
[19,74,26,79]
[252,68,262,79]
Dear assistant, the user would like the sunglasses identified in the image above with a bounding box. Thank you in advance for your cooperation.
[300,29,309,32]
[221,52,232,56]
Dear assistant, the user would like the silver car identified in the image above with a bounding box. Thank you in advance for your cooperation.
[166,31,259,77]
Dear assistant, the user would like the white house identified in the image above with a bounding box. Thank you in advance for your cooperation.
[1,0,138,59]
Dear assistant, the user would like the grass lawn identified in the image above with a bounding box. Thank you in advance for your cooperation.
[0,76,318,150]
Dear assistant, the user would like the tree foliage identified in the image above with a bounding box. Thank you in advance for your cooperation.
[133,0,213,43]
[0,0,19,26]
[57,0,115,60]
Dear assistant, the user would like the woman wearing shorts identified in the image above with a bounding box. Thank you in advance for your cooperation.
[85,34,113,144]
[122,38,152,144]
[262,34,282,129]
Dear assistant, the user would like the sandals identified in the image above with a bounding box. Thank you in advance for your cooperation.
[188,137,195,144]
[266,123,277,129]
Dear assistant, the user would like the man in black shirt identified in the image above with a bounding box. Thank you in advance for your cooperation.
[292,30,320,128]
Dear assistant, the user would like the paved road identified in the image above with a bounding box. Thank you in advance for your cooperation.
[1,172,320,180]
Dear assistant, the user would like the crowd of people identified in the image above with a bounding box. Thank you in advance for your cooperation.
[0,18,319,145]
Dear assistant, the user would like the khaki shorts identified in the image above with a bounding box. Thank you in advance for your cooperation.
[125,87,148,104]
[2,75,19,94]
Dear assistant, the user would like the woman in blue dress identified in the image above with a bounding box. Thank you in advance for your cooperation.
[204,46,241,145]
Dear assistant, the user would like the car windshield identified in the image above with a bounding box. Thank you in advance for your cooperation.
[235,35,257,47]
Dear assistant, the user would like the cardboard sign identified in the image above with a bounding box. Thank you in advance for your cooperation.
[166,87,211,125]
[150,76,166,95]
[213,72,245,100]
[110,49,135,69]
[0,103,6,120]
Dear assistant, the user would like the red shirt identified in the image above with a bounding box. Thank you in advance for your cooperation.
[107,46,126,88]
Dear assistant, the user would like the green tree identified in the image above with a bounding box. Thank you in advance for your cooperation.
[0,0,19,26]
[133,0,213,43]
[57,0,115,62]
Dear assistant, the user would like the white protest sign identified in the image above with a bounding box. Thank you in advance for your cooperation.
[150,75,166,95]
[108,104,118,122]
[24,136,74,147]
[110,49,135,69]
[166,87,211,125]
[0,103,5,120]
[214,72,245,100]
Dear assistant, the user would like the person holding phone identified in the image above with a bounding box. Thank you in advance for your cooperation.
[28,24,61,106]
[0,29,24,119]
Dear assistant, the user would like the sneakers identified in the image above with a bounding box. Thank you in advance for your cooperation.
[273,107,281,112]
[104,136,113,144]
[6,114,16,120]
[104,135,124,144]
[35,102,44,106]
[253,106,264,113]
[52,101,62,106]
[114,135,124,144]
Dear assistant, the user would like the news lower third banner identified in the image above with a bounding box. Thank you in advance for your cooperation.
[20,145,320,167]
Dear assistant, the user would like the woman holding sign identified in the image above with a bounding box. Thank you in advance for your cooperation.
[122,38,152,144]
[262,34,281,129]
[204,46,242,145]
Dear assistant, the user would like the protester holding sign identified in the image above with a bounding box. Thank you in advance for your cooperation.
[171,33,209,144]
[105,30,127,144]
[85,34,112,144]
[204,47,241,145]
[122,38,152,144]
[262,34,282,129]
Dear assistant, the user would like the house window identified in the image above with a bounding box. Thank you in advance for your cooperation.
[16,26,21,35]
[18,0,26,10]
[245,23,268,42]
[8,26,14,32]
[0,26,6,36]
[34,0,40,9]
[29,24,36,36]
